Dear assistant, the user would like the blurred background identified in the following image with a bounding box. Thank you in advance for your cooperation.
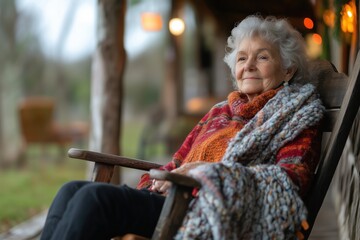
[0,0,187,232]
[0,0,94,232]
[0,0,359,238]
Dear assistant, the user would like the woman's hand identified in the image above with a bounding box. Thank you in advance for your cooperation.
[171,161,209,175]
[150,179,171,195]
[150,161,208,195]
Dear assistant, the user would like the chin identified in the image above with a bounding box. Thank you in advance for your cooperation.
[241,88,263,95]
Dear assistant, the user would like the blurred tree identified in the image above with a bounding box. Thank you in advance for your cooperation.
[88,0,127,183]
[0,0,45,164]
[0,0,92,165]
[0,0,16,164]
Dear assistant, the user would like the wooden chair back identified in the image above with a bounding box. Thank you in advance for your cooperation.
[301,54,360,238]
[18,97,55,143]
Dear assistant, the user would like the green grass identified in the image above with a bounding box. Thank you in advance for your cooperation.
[121,119,167,159]
[121,120,144,157]
[0,156,86,232]
[0,119,166,233]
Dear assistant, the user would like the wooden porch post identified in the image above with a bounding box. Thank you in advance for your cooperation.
[89,0,127,183]
[163,0,184,120]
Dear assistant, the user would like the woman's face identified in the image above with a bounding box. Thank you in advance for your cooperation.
[235,37,295,101]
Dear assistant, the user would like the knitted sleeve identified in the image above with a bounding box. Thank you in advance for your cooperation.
[275,124,322,197]
[136,111,211,190]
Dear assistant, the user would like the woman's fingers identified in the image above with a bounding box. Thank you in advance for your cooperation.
[152,179,164,191]
[151,179,171,195]
[151,163,210,194]
[171,161,209,175]
[159,181,172,194]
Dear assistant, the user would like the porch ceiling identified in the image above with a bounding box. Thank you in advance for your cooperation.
[200,0,316,33]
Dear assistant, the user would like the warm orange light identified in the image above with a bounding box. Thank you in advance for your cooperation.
[305,33,322,58]
[304,18,314,29]
[323,9,335,28]
[169,18,185,36]
[341,1,356,33]
[141,12,163,31]
[312,33,322,45]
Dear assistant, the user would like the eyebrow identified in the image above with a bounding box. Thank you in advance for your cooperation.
[237,48,271,56]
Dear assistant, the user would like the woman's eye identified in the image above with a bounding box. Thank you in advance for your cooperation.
[258,55,269,61]
[237,56,246,62]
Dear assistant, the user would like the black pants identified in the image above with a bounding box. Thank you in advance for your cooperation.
[40,181,165,240]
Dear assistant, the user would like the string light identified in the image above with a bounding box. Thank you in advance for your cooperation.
[312,33,322,45]
[323,9,335,28]
[141,12,163,31]
[304,18,314,29]
[169,18,185,36]
[341,1,356,33]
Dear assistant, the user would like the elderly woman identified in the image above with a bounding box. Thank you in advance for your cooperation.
[41,15,324,240]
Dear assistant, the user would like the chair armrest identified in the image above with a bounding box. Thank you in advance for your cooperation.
[149,169,201,240]
[150,169,201,188]
[68,148,162,171]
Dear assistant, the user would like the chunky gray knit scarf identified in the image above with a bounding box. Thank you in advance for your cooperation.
[175,83,325,240]
[223,83,324,167]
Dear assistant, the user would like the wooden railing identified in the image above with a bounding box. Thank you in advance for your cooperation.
[333,111,360,239]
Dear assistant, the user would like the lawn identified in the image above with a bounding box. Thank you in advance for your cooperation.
[0,120,151,233]
[0,119,170,233]
[0,155,87,232]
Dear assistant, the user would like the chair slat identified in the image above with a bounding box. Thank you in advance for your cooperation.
[310,60,348,109]
[303,53,360,238]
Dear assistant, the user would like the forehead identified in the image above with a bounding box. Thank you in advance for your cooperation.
[237,37,275,53]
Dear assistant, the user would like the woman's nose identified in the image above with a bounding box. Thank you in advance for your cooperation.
[244,58,256,70]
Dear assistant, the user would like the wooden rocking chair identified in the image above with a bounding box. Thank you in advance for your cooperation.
[18,97,88,164]
[68,52,360,240]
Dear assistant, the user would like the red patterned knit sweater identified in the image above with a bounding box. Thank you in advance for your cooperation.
[137,89,322,197]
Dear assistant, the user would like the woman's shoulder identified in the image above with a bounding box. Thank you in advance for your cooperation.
[199,99,231,122]
[213,99,228,109]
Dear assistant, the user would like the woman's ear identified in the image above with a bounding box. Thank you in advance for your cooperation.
[284,66,297,82]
